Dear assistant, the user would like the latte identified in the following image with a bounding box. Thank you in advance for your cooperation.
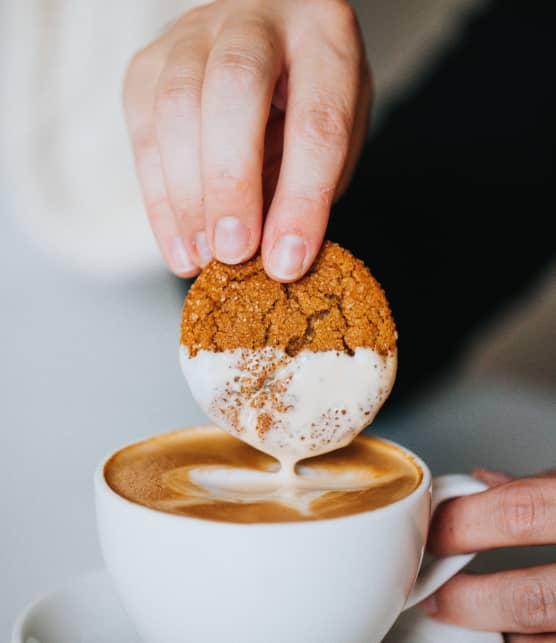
[105,425,422,524]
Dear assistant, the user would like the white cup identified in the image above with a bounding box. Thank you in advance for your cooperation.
[95,427,487,643]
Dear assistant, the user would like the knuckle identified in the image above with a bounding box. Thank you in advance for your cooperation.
[508,576,556,632]
[171,194,204,220]
[134,137,159,168]
[181,4,210,25]
[156,70,201,119]
[123,47,158,118]
[210,47,267,91]
[295,102,351,150]
[205,169,244,190]
[278,190,332,217]
[329,1,359,36]
[313,0,360,43]
[497,482,547,538]
[204,170,253,205]
[133,132,157,160]
[125,47,153,93]
[204,170,259,213]
[146,197,172,223]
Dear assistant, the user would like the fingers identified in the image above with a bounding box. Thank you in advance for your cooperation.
[125,44,191,276]
[125,37,200,277]
[261,2,364,281]
[138,143,200,277]
[473,468,515,488]
[125,1,370,279]
[507,634,556,642]
[429,476,556,556]
[421,565,556,634]
[202,16,282,264]
[154,30,212,268]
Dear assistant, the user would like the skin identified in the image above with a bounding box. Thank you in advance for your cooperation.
[123,0,371,281]
[422,468,556,641]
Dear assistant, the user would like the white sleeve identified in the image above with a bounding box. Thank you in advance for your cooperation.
[1,0,200,279]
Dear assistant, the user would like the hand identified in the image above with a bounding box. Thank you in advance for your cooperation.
[422,469,556,641]
[123,0,370,280]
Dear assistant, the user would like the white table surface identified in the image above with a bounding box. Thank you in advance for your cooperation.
[2,213,555,640]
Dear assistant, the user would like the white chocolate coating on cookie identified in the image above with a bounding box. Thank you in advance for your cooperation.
[180,346,396,478]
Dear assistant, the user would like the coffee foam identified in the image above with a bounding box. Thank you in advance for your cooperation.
[180,347,396,476]
[104,426,422,524]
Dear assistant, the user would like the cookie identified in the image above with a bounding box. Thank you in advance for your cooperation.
[181,241,396,356]
[180,241,397,471]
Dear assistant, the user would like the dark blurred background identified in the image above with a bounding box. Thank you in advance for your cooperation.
[329,0,556,409]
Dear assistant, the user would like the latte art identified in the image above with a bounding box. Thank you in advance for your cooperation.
[162,462,402,516]
[105,425,422,523]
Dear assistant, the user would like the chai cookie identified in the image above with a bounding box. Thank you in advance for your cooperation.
[180,241,397,471]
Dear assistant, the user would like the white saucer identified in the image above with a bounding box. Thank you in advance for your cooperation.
[12,569,503,643]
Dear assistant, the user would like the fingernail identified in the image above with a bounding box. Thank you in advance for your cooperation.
[214,216,250,264]
[171,237,196,274]
[268,234,307,280]
[420,595,438,616]
[195,230,212,267]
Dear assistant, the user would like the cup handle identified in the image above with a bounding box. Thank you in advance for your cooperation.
[403,474,488,610]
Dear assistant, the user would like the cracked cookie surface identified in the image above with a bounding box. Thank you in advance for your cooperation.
[181,241,397,356]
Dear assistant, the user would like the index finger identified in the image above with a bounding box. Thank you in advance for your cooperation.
[429,476,556,556]
[261,7,362,282]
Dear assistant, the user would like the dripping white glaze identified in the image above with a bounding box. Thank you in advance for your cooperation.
[180,346,397,485]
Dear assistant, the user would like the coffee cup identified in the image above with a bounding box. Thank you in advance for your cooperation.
[95,428,486,643]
